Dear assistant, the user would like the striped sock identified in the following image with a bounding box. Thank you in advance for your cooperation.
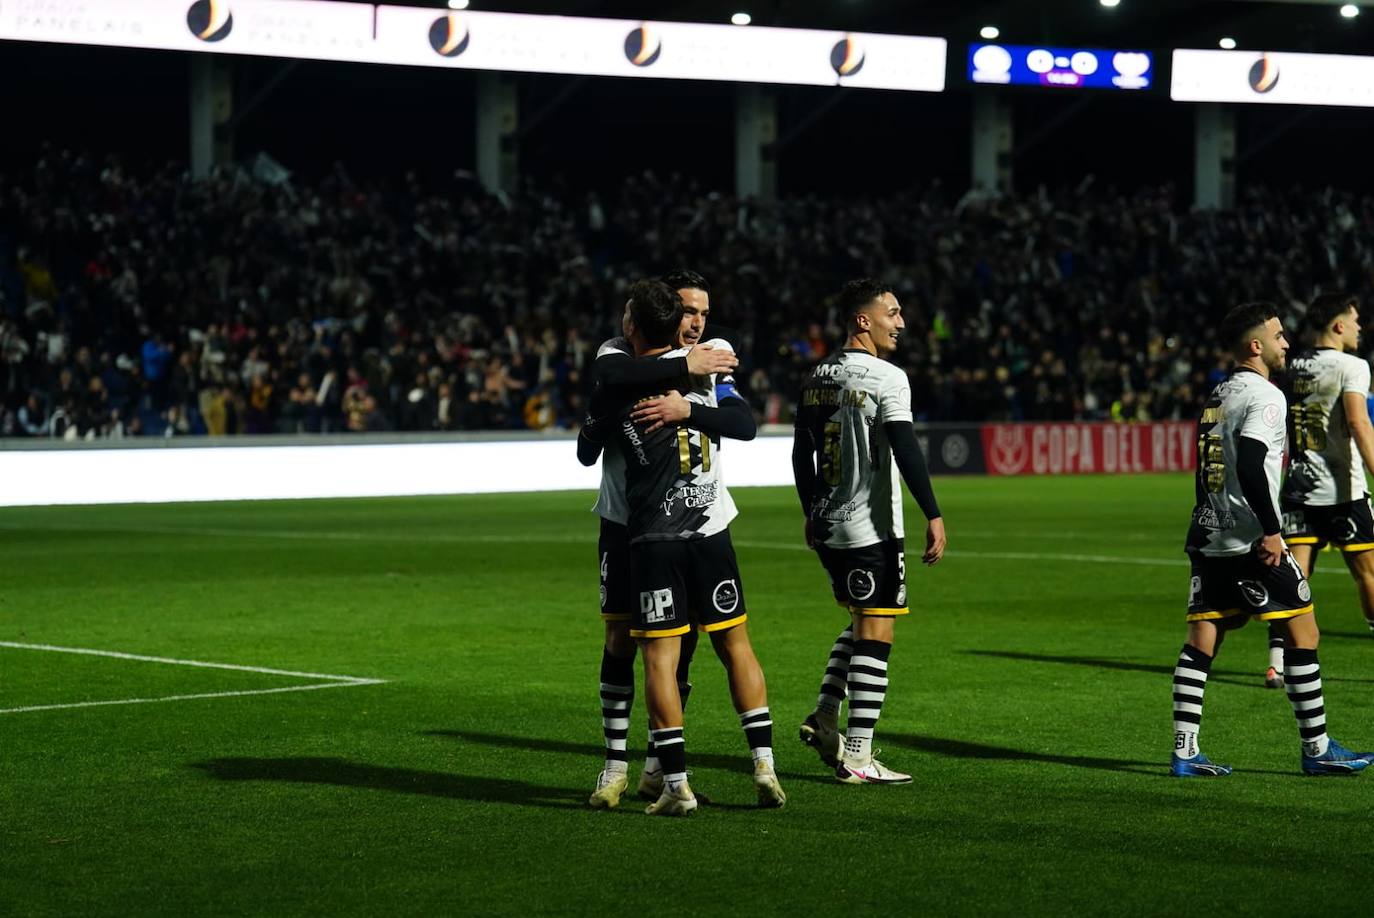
[1284,647,1330,757]
[650,727,687,791]
[1267,624,1284,674]
[644,681,693,773]
[1172,643,1211,759]
[843,639,891,761]
[815,628,853,723]
[740,707,774,766]
[599,650,634,772]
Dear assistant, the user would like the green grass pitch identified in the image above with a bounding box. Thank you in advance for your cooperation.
[3,474,1374,916]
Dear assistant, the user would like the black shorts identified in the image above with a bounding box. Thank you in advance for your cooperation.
[814,538,908,616]
[629,530,748,639]
[598,519,633,622]
[1281,498,1374,553]
[1186,548,1314,623]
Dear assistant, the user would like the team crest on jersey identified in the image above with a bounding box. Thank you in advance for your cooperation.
[895,582,907,606]
[847,569,877,601]
[1298,578,1312,603]
[1239,580,1269,608]
[713,579,740,614]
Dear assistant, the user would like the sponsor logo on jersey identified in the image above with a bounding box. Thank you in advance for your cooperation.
[621,420,651,467]
[847,569,877,601]
[662,482,718,515]
[640,588,673,623]
[1239,580,1269,608]
[895,582,907,607]
[1188,575,1202,606]
[812,362,870,380]
[1191,504,1236,531]
[712,580,739,614]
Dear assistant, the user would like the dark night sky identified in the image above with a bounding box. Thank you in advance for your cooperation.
[4,0,1374,195]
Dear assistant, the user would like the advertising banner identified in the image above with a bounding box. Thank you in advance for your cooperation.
[1171,48,1374,108]
[979,422,1196,476]
[0,1,947,92]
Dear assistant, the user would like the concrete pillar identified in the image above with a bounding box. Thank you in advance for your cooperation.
[189,56,234,181]
[971,93,1013,193]
[477,72,519,195]
[735,85,777,200]
[1194,103,1236,210]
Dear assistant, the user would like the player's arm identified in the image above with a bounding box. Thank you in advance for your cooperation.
[631,374,756,441]
[576,386,614,467]
[792,426,821,548]
[1344,391,1374,482]
[596,345,737,385]
[1236,435,1284,566]
[884,421,946,565]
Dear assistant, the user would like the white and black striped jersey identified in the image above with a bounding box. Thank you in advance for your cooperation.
[794,349,913,549]
[1186,369,1287,557]
[1281,348,1372,507]
[606,339,739,544]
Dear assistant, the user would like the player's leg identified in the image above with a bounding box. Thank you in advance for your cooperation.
[1174,555,1247,777]
[639,634,697,814]
[1340,547,1374,636]
[694,531,784,807]
[799,543,852,767]
[1274,611,1370,774]
[706,623,784,807]
[589,619,636,808]
[589,521,637,809]
[834,540,910,785]
[638,628,700,800]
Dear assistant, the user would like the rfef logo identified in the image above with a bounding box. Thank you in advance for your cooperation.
[986,426,1029,475]
[625,24,661,67]
[429,14,470,58]
[187,0,233,43]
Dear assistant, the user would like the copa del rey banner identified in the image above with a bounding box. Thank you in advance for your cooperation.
[979,422,1196,476]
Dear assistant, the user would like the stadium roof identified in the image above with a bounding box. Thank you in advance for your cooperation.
[360,1,1374,55]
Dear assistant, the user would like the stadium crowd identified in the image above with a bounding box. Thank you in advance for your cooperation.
[2,148,1371,438]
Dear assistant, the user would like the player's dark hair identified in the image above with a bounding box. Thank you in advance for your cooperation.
[628,279,683,348]
[1219,301,1279,353]
[837,277,892,317]
[661,268,710,295]
[1306,293,1358,334]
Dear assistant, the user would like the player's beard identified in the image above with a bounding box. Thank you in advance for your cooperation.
[1264,349,1286,373]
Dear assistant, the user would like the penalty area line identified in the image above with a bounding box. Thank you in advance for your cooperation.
[0,680,386,715]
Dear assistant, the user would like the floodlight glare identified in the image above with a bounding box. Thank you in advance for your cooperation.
[1219,37,1237,50]
[1100,0,1121,8]
[447,0,469,10]
[980,26,1000,40]
[1341,4,1359,18]
[731,12,752,25]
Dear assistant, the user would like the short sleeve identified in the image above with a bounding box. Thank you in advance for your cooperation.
[701,338,737,388]
[1342,357,1371,395]
[1238,387,1285,442]
[877,365,913,424]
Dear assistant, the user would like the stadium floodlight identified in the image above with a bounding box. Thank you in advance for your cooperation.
[447,0,470,10]
[731,12,752,25]
[1099,0,1121,8]
[1341,4,1359,18]
[1219,37,1237,50]
[980,26,1000,40]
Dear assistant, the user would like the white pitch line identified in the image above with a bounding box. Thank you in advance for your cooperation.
[0,522,1355,575]
[0,680,385,715]
[0,641,380,683]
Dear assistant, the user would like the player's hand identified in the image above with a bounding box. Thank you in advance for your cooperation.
[631,390,691,433]
[1257,532,1285,567]
[685,344,738,376]
[804,517,816,550]
[923,517,946,566]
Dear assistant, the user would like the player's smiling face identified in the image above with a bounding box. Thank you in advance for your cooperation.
[677,288,709,347]
[1258,316,1288,372]
[866,292,905,357]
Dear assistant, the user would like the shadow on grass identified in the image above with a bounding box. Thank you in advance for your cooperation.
[191,757,582,810]
[1319,629,1374,642]
[963,650,1374,687]
[883,733,1163,776]
[424,729,837,786]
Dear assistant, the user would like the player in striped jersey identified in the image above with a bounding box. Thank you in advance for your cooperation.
[578,271,750,809]
[1266,295,1374,685]
[792,279,946,785]
[1172,302,1369,777]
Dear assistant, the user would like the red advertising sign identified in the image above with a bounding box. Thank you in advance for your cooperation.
[980,422,1196,476]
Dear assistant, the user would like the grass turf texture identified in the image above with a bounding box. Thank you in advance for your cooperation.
[3,474,1374,916]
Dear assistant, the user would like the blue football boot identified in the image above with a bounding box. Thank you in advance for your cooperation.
[1171,753,1233,777]
[1301,739,1371,776]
